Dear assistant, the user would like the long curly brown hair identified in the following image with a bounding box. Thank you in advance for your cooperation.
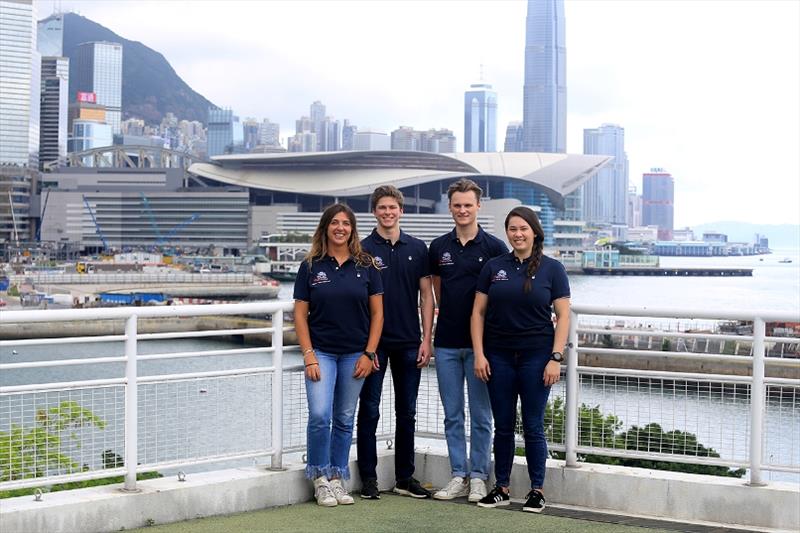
[504,206,545,293]
[306,203,372,267]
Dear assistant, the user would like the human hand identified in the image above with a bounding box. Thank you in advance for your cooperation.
[353,354,374,379]
[474,354,491,382]
[305,358,321,382]
[543,361,560,387]
[417,340,432,368]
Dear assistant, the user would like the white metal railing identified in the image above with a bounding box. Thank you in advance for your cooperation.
[1,302,798,493]
[10,273,256,285]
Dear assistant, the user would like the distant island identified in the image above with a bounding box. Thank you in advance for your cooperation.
[690,222,799,249]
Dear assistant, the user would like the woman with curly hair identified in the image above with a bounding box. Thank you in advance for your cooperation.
[294,203,384,507]
[470,206,570,514]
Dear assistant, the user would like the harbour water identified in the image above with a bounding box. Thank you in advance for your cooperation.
[2,252,798,483]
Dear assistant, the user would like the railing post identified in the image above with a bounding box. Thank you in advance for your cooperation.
[123,314,139,491]
[565,309,579,467]
[748,316,766,486]
[270,308,284,470]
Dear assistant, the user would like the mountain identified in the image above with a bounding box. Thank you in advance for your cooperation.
[690,222,800,249]
[62,13,215,124]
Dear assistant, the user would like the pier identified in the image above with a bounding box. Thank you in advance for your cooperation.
[581,267,753,276]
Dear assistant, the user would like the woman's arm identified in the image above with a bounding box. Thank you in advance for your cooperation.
[543,297,571,387]
[294,300,320,381]
[354,294,383,378]
[471,292,491,382]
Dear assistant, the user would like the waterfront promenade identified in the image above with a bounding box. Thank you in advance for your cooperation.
[1,301,798,532]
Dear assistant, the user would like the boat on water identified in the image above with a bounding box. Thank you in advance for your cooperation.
[778,257,793,263]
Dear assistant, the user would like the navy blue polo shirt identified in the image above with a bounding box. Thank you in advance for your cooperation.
[429,226,507,348]
[293,256,383,354]
[362,228,430,350]
[476,253,570,352]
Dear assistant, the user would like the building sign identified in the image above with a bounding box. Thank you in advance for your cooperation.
[76,92,97,104]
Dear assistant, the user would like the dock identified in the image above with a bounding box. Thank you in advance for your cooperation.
[580,267,753,276]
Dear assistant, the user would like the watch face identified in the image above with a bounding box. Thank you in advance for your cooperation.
[552,352,563,362]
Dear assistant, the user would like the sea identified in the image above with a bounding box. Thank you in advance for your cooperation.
[2,250,798,483]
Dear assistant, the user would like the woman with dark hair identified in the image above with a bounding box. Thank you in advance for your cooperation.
[294,203,384,507]
[470,206,570,513]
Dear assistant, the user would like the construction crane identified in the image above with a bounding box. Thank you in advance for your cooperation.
[82,195,110,252]
[36,189,51,241]
[157,213,200,246]
[139,192,165,244]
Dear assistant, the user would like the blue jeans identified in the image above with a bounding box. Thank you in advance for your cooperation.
[434,347,492,480]
[485,349,552,489]
[305,350,365,480]
[357,347,421,482]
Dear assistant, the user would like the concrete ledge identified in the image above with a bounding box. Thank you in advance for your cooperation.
[413,448,798,532]
[2,448,797,533]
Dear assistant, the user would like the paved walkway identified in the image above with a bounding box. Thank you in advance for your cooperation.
[129,493,673,533]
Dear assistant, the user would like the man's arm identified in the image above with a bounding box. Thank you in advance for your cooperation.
[417,276,434,367]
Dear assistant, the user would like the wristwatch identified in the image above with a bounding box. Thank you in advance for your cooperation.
[549,351,564,363]
[363,351,377,361]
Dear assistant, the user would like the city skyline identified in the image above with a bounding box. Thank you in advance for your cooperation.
[38,0,800,228]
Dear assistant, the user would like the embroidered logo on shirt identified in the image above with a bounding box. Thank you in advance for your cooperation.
[374,256,386,270]
[492,269,509,282]
[439,252,454,266]
[311,271,331,286]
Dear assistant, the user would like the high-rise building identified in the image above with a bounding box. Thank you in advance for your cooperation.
[642,168,674,240]
[309,101,326,150]
[72,41,123,134]
[37,12,64,56]
[582,124,628,225]
[503,121,524,152]
[0,0,39,244]
[341,120,357,151]
[464,82,497,152]
[38,56,69,169]
[522,0,566,153]
[242,118,260,151]
[627,185,642,228]
[207,108,244,157]
[318,117,340,151]
[353,130,390,151]
[391,126,419,151]
[258,119,280,148]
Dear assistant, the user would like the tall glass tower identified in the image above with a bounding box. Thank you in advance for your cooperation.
[522,0,566,153]
[73,41,123,134]
[464,82,497,152]
[582,124,628,225]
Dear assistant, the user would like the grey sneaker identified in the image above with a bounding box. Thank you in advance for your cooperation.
[313,476,337,507]
[468,478,488,502]
[433,476,468,500]
[329,478,354,505]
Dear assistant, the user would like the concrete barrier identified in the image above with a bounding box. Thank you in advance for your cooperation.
[2,449,797,533]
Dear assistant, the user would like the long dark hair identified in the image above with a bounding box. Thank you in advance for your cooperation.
[504,206,545,293]
[306,203,372,267]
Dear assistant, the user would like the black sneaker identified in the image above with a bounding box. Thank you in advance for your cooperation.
[393,477,431,499]
[360,478,380,500]
[476,486,511,508]
[523,489,546,513]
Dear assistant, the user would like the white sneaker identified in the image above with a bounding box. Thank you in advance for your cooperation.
[313,476,337,507]
[433,476,468,500]
[468,478,487,502]
[329,478,355,505]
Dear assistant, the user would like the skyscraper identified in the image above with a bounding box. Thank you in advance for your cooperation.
[503,122,524,152]
[38,56,69,169]
[582,124,628,225]
[207,108,244,157]
[258,119,280,148]
[37,12,64,56]
[522,0,566,153]
[0,0,39,244]
[310,101,326,150]
[464,82,497,152]
[642,168,675,240]
[73,41,123,134]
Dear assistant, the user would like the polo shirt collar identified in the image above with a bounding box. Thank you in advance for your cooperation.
[449,225,485,244]
[508,251,532,264]
[325,254,354,266]
[370,227,408,245]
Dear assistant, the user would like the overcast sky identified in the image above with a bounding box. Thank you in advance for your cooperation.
[41,0,799,228]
